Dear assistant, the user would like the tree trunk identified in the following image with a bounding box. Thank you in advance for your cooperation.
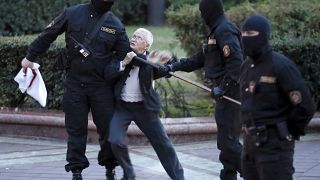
[148,0,166,26]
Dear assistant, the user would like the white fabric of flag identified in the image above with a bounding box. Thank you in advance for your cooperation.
[14,63,47,107]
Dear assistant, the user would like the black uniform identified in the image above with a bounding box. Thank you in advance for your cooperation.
[170,0,243,179]
[104,54,185,180]
[240,15,316,180]
[26,3,130,172]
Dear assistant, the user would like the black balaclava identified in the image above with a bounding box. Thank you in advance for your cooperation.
[242,15,271,58]
[199,0,224,28]
[91,0,114,14]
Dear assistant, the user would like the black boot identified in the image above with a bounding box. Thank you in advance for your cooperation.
[121,178,136,180]
[106,168,116,180]
[72,169,83,180]
[220,169,237,180]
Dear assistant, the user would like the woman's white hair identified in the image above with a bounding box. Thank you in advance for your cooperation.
[135,28,153,50]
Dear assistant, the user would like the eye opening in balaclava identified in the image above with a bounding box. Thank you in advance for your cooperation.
[241,15,271,58]
[199,0,224,29]
[91,0,115,14]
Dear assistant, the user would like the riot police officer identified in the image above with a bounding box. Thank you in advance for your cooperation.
[169,0,243,179]
[21,0,131,179]
[240,15,316,180]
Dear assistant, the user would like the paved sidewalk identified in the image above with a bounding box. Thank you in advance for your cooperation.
[0,134,320,180]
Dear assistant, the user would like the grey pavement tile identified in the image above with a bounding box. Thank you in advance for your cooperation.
[296,177,320,180]
[0,134,320,180]
[0,143,59,154]
[294,162,319,172]
[302,165,320,176]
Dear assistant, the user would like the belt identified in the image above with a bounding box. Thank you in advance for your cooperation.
[244,123,293,141]
[210,76,224,86]
[244,124,276,135]
[66,80,109,88]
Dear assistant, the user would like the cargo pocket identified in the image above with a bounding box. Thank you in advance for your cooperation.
[63,88,81,113]
[256,153,279,163]
[256,135,281,163]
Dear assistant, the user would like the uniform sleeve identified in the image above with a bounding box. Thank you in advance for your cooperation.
[277,62,316,137]
[171,50,205,72]
[26,10,68,62]
[113,28,131,62]
[216,31,243,82]
[103,59,124,83]
[153,65,169,80]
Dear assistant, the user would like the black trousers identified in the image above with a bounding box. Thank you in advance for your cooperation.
[215,87,242,180]
[242,127,295,180]
[63,84,117,172]
[109,100,184,180]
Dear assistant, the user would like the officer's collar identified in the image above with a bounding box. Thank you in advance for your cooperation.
[89,3,105,17]
[252,45,273,63]
[89,3,95,13]
[209,15,227,32]
[136,51,148,60]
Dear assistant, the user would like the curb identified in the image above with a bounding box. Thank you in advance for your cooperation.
[0,112,319,145]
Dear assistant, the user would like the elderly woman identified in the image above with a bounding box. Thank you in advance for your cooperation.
[104,28,185,180]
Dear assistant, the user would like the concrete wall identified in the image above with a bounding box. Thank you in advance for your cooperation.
[1,111,319,145]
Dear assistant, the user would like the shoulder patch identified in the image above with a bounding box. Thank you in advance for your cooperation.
[260,76,277,84]
[46,20,55,29]
[289,90,302,105]
[208,38,216,45]
[101,27,116,34]
[223,45,230,58]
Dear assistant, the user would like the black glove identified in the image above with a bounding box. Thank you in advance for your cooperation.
[168,55,178,65]
[211,86,225,100]
[160,56,177,78]
[158,64,173,78]
[287,123,303,140]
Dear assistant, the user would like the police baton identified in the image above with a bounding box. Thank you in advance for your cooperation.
[132,56,241,105]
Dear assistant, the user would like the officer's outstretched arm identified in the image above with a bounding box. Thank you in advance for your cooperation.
[113,28,131,62]
[25,10,68,63]
[171,51,205,72]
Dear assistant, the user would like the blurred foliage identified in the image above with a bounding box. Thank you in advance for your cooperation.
[0,0,148,36]
[0,35,65,109]
[166,4,207,56]
[0,0,85,36]
[167,0,198,10]
[112,0,148,25]
[167,0,251,10]
[227,0,320,38]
